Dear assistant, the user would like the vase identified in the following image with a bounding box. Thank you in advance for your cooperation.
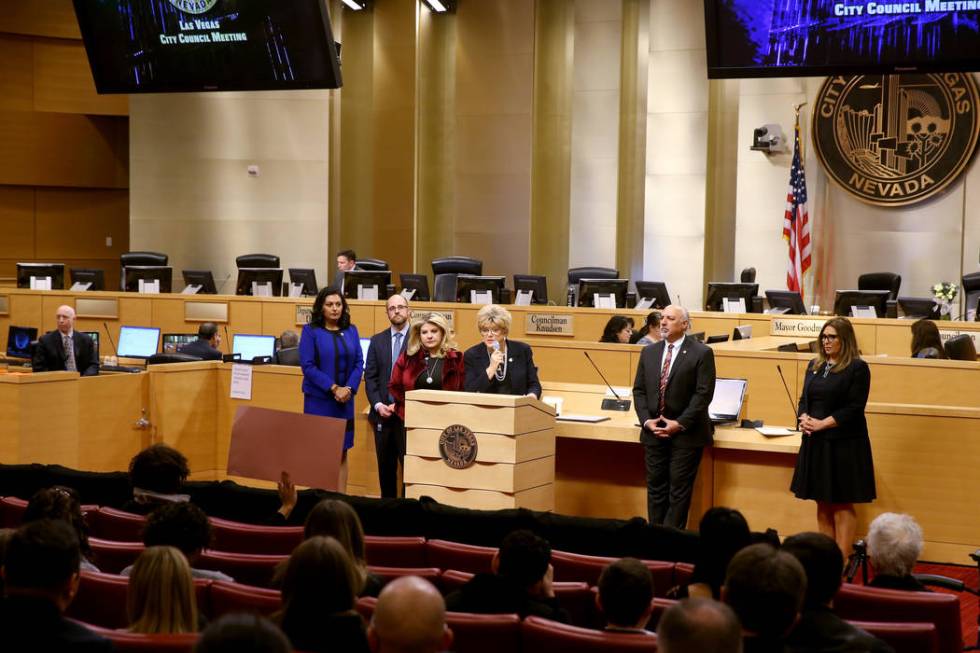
[939,299,952,320]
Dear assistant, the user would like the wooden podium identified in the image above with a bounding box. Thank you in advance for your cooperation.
[403,390,556,511]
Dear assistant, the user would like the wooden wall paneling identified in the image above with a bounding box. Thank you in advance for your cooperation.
[0,0,81,40]
[148,363,219,476]
[261,301,307,340]
[532,342,633,386]
[33,39,128,116]
[17,373,80,465]
[868,358,979,407]
[0,110,127,188]
[0,36,34,112]
[35,188,128,259]
[78,374,150,471]
[0,187,36,258]
[226,301,264,344]
[714,352,799,426]
[148,298,208,349]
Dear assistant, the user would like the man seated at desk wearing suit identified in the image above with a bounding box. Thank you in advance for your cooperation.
[179,322,223,360]
[275,330,301,366]
[633,305,715,529]
[364,294,411,498]
[336,248,358,292]
[32,305,99,376]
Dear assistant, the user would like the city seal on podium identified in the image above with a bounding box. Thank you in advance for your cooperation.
[813,73,980,207]
[438,424,478,470]
[168,0,218,14]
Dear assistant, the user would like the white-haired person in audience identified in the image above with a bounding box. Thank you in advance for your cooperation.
[657,598,742,653]
[369,576,453,653]
[867,512,927,592]
[463,304,542,398]
[597,558,655,632]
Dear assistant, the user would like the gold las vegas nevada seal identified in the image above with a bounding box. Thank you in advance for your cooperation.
[813,73,980,207]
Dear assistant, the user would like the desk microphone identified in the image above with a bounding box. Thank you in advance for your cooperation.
[583,351,631,411]
[223,325,232,353]
[776,364,800,426]
[102,322,118,357]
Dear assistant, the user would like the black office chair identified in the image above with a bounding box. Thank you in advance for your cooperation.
[147,353,202,365]
[962,271,980,321]
[740,267,757,283]
[120,252,168,290]
[431,257,483,303]
[568,267,618,285]
[356,258,389,272]
[858,272,902,301]
[236,254,280,269]
[944,334,978,361]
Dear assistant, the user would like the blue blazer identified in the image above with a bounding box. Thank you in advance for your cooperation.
[299,323,364,403]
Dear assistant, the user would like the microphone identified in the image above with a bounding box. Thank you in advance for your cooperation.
[223,325,232,353]
[583,351,631,411]
[491,340,502,372]
[102,322,118,357]
[776,364,800,428]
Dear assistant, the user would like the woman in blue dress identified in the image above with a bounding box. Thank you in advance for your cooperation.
[299,286,363,492]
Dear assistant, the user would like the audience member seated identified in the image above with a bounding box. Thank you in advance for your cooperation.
[909,319,947,359]
[600,315,635,343]
[867,512,927,592]
[0,520,112,651]
[195,613,292,653]
[179,322,223,361]
[122,444,192,515]
[673,507,752,600]
[273,535,370,653]
[657,598,742,653]
[445,529,569,622]
[121,502,234,582]
[369,576,453,653]
[631,311,662,345]
[0,528,12,596]
[275,330,301,366]
[596,558,654,632]
[127,546,200,634]
[301,498,383,597]
[24,485,99,572]
[781,532,892,653]
[723,543,807,653]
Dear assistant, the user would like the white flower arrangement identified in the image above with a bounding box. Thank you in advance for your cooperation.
[932,282,958,302]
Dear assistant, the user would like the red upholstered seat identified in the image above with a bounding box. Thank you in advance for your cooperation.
[81,622,198,652]
[355,595,378,620]
[367,565,441,587]
[208,580,282,619]
[0,496,28,527]
[521,615,658,652]
[440,568,475,593]
[446,612,521,653]
[89,537,145,574]
[646,598,678,631]
[847,620,939,653]
[364,535,427,567]
[834,584,960,653]
[208,517,303,555]
[197,550,286,588]
[672,562,694,587]
[551,550,675,597]
[424,539,496,574]
[67,571,211,629]
[92,506,147,541]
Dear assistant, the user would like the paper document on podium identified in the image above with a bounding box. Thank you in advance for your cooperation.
[227,406,345,490]
[756,426,798,437]
[556,414,610,423]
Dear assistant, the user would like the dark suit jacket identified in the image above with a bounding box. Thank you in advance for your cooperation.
[632,337,715,448]
[797,358,870,441]
[364,327,406,423]
[32,330,99,376]
[463,339,542,398]
[0,595,113,652]
[274,346,301,366]
[179,337,223,361]
[786,605,894,653]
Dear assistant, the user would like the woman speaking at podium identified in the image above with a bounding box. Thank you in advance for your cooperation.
[389,313,464,418]
[790,317,876,556]
[300,286,363,492]
[463,304,541,399]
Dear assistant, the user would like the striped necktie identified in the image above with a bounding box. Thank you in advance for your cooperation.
[63,334,77,372]
[658,344,673,415]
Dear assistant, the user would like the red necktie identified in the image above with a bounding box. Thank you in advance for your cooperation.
[658,343,673,415]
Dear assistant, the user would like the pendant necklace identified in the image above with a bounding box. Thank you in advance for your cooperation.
[425,355,441,384]
[494,348,508,382]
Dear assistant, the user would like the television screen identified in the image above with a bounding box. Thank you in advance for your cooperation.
[6,326,38,359]
[117,326,161,358]
[233,334,276,360]
[705,1,980,78]
[72,0,342,94]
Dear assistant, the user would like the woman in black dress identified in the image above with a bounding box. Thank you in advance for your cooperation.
[463,304,542,398]
[790,317,876,556]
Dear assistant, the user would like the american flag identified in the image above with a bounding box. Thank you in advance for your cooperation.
[783,113,811,300]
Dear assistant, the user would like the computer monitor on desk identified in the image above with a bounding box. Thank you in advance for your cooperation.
[70,268,105,291]
[834,290,890,318]
[704,282,759,313]
[6,326,37,360]
[162,333,198,353]
[181,270,217,294]
[117,326,161,358]
[897,297,941,320]
[399,274,430,301]
[764,290,807,315]
[80,331,100,359]
[233,334,276,361]
[124,266,172,294]
[343,270,391,300]
[513,275,548,305]
[456,275,506,304]
[288,268,319,297]
[16,263,65,290]
[577,279,628,308]
[634,281,671,309]
[236,268,283,297]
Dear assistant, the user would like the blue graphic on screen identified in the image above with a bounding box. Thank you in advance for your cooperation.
[117,326,161,358]
[711,1,980,74]
[6,326,37,359]
[233,334,276,361]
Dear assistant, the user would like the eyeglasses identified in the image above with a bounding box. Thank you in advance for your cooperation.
[480,327,502,335]
[387,306,408,313]
[820,334,839,341]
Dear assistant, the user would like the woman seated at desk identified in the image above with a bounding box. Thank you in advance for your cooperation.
[599,315,634,344]
[464,304,542,399]
[389,313,464,418]
[909,318,947,359]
